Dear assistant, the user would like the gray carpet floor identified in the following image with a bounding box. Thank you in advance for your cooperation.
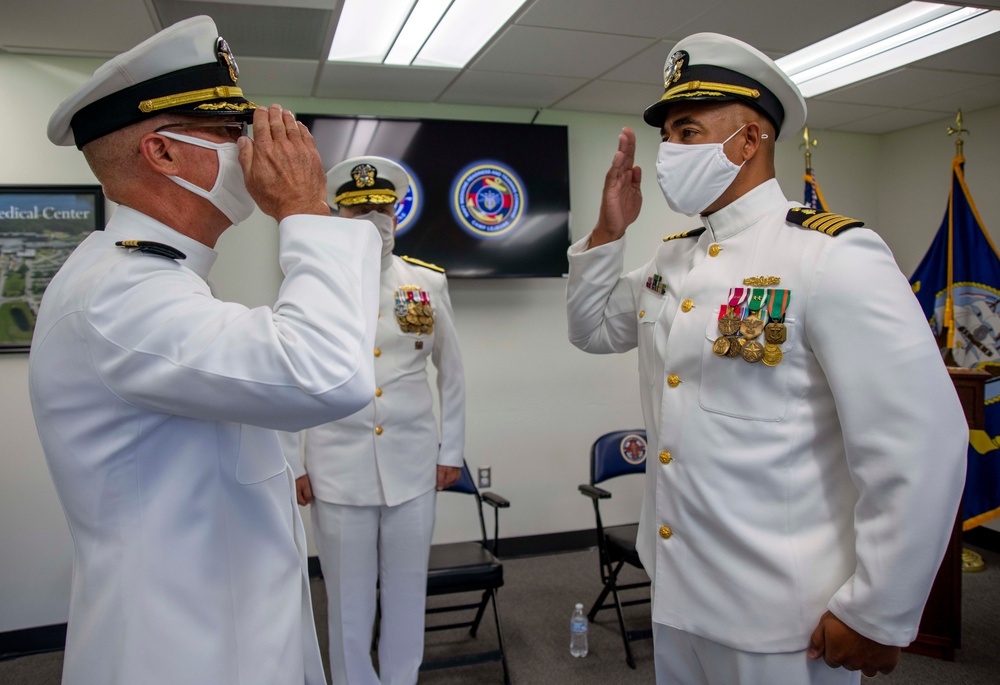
[2,544,998,684]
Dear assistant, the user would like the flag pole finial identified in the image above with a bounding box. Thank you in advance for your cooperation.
[947,109,970,158]
[800,125,819,173]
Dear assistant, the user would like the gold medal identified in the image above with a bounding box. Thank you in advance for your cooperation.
[742,339,764,363]
[762,343,783,366]
[712,336,731,356]
[740,313,764,339]
[719,311,741,336]
[764,321,786,344]
[725,337,744,358]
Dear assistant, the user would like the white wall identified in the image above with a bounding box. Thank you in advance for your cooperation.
[3,50,998,632]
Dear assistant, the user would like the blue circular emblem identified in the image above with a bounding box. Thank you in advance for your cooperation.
[392,161,421,238]
[451,161,526,237]
[620,434,647,465]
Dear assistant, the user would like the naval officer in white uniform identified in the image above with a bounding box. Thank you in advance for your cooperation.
[566,33,968,684]
[288,156,466,685]
[30,16,381,685]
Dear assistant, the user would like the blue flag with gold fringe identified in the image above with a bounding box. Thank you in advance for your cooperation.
[910,155,1000,530]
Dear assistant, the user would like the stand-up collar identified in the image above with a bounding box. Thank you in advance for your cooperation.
[105,206,218,280]
[702,178,787,242]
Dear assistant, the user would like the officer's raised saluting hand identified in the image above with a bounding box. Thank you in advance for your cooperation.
[238,104,330,221]
[590,126,642,248]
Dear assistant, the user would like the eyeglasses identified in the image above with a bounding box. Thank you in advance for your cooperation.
[155,121,248,142]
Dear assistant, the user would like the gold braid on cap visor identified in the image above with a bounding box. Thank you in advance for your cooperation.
[138,86,254,113]
[336,189,398,206]
[660,80,760,102]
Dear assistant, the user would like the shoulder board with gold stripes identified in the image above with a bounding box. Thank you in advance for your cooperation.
[662,227,706,242]
[786,207,864,236]
[115,240,186,260]
[401,255,445,273]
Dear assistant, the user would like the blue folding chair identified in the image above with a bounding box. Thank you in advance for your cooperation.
[578,430,652,669]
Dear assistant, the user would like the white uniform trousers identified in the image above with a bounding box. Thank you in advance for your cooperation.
[654,622,861,685]
[312,489,436,685]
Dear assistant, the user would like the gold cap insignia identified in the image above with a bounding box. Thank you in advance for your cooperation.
[663,50,687,88]
[352,163,378,189]
[216,37,239,84]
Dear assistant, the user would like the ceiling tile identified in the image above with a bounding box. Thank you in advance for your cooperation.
[0,0,156,55]
[602,40,673,84]
[831,108,951,135]
[914,78,1000,115]
[817,68,995,109]
[909,32,1000,77]
[439,71,587,108]
[551,79,661,115]
[315,63,457,102]
[517,0,725,39]
[472,25,654,79]
[153,0,332,60]
[803,100,892,131]
[235,57,319,98]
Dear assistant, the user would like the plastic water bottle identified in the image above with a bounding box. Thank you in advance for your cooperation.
[570,603,589,657]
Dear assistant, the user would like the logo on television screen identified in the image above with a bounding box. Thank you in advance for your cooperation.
[451,162,526,237]
[393,161,422,237]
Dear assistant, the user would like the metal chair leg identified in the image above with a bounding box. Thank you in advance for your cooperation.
[608,561,637,669]
[490,588,512,685]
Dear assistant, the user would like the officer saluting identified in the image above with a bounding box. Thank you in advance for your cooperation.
[288,156,466,685]
[31,15,381,685]
[567,32,968,684]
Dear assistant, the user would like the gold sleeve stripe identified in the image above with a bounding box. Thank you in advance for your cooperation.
[139,86,245,113]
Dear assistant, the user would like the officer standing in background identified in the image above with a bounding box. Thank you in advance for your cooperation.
[288,156,466,685]
[30,16,381,685]
[566,33,968,684]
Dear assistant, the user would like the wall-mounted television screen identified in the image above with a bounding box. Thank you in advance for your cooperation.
[299,114,570,278]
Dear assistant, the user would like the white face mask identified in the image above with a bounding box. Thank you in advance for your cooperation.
[354,209,396,258]
[158,130,257,226]
[655,124,747,216]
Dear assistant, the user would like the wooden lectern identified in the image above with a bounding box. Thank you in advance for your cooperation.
[902,367,987,661]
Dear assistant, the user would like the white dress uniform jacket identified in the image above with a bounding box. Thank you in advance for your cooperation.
[567,179,968,652]
[294,254,465,506]
[29,206,381,685]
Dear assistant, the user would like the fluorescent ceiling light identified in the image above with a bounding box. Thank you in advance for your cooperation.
[384,0,452,65]
[775,1,1000,97]
[329,0,529,68]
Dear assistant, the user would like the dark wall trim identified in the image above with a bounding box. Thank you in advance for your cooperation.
[964,526,1000,554]
[0,623,66,662]
[307,528,599,579]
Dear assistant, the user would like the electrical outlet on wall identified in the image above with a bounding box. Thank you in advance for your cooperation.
[477,466,491,489]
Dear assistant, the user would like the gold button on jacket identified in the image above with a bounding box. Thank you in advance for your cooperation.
[681,299,693,312]
[374,426,383,435]
[373,348,381,357]
[659,525,673,539]
[667,374,680,387]
[659,451,672,464]
[374,388,383,397]
[708,244,721,257]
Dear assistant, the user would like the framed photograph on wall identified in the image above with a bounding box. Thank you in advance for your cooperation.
[0,185,105,353]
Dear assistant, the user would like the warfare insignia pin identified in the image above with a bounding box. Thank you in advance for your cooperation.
[216,37,239,84]
[352,164,377,188]
[663,50,688,87]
